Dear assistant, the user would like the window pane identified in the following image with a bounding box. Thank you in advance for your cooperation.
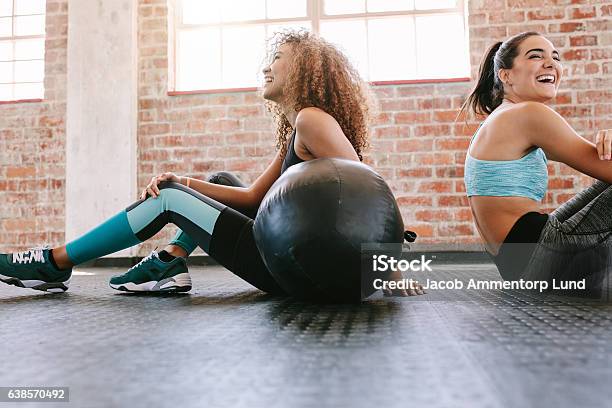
[15,0,46,15]
[182,0,221,24]
[324,0,365,15]
[266,0,306,19]
[0,0,12,17]
[222,0,265,23]
[0,60,12,82]
[14,59,43,81]
[0,40,12,61]
[177,29,221,91]
[415,14,468,78]
[368,17,416,81]
[415,0,456,9]
[266,21,311,38]
[0,16,11,36]
[14,15,45,36]
[14,81,42,99]
[320,20,368,78]
[15,38,44,59]
[221,25,265,87]
[0,83,11,99]
[367,0,414,12]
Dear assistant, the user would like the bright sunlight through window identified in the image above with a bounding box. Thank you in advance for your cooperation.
[0,0,46,101]
[170,0,469,92]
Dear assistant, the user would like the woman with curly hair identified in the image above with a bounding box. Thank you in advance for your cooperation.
[463,32,612,292]
[2,30,414,298]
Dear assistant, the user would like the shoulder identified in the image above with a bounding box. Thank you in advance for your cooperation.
[498,101,559,125]
[490,102,562,137]
[295,107,339,131]
[295,107,343,142]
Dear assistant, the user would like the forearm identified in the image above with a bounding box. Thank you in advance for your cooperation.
[181,176,255,208]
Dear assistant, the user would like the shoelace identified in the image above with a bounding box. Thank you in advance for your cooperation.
[127,250,159,273]
[12,245,49,265]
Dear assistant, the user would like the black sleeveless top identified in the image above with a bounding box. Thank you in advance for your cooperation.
[281,130,305,174]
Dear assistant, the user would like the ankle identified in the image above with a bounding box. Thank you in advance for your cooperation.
[50,248,74,270]
[165,245,188,258]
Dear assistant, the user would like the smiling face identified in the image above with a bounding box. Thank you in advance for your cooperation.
[262,43,294,103]
[498,35,562,103]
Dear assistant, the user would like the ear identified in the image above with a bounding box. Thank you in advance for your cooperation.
[498,68,510,85]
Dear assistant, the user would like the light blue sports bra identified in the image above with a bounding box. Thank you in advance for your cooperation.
[464,128,548,201]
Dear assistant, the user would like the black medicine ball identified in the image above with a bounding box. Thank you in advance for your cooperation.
[253,158,404,302]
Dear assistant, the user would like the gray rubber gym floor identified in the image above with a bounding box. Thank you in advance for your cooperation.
[1,262,611,408]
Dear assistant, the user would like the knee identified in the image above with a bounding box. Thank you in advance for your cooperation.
[157,180,183,191]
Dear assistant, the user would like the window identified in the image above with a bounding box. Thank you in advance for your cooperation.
[0,0,46,101]
[170,0,469,92]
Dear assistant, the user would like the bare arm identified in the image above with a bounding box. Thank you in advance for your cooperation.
[522,102,612,183]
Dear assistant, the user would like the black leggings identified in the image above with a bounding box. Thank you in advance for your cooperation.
[166,172,286,296]
[495,180,612,292]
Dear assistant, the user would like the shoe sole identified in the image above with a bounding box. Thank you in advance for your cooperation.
[0,273,70,293]
[109,273,192,293]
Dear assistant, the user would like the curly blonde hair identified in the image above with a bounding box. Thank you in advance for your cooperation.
[264,30,373,161]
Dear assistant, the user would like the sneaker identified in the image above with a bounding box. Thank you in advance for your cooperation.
[0,246,72,293]
[109,250,191,292]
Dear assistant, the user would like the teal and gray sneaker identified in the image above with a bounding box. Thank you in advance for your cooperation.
[109,250,191,292]
[0,246,72,293]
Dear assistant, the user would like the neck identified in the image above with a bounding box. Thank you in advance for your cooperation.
[281,105,297,128]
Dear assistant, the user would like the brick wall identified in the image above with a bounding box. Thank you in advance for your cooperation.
[0,1,67,253]
[1,0,610,254]
[137,0,611,253]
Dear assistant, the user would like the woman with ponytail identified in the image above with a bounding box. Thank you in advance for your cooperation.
[461,32,612,293]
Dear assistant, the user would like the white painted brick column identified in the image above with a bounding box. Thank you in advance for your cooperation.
[66,0,138,259]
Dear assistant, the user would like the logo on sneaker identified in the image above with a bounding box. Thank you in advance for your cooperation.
[12,247,47,265]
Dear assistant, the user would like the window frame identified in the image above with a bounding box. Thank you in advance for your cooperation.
[0,0,46,104]
[168,0,470,95]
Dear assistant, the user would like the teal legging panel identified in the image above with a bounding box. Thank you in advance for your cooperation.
[65,182,224,265]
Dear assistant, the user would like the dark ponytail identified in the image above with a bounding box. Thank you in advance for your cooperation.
[460,32,541,118]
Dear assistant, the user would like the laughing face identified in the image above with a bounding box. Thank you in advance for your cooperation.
[499,35,562,103]
[261,43,293,103]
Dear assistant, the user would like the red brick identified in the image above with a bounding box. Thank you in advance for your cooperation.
[396,85,435,97]
[396,196,433,206]
[577,90,612,103]
[548,177,575,189]
[414,125,451,137]
[562,49,589,60]
[526,9,566,20]
[417,181,453,193]
[431,110,458,123]
[397,168,433,178]
[415,209,453,222]
[435,138,470,151]
[6,167,36,178]
[437,224,474,237]
[405,224,434,238]
[396,139,433,152]
[436,166,465,178]
[591,48,612,60]
[569,35,597,46]
[569,6,596,19]
[394,111,432,124]
[437,195,469,207]
[373,127,400,139]
[551,22,585,33]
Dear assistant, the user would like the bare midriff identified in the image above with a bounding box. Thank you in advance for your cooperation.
[469,196,541,256]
